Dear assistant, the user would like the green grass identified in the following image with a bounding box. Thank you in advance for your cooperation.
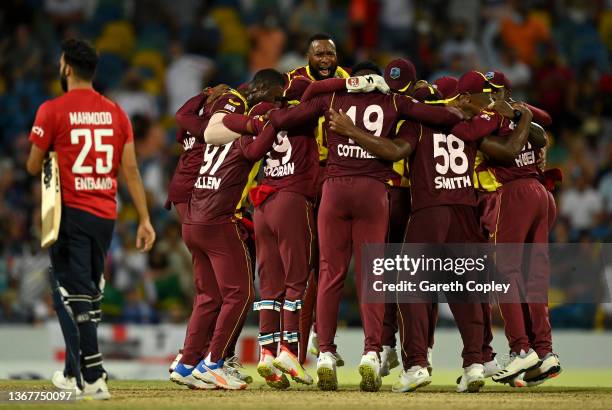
[1,368,611,410]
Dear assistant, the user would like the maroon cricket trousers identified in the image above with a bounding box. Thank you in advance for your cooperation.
[180,221,255,364]
[255,191,315,355]
[493,178,553,357]
[316,176,388,354]
[400,205,486,369]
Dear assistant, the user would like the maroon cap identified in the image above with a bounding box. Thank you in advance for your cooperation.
[433,76,458,100]
[413,84,443,103]
[384,58,417,92]
[283,75,312,101]
[484,70,512,91]
[457,71,492,95]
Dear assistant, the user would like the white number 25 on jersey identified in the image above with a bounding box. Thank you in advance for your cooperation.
[71,129,114,174]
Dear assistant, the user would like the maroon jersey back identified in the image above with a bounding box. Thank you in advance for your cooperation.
[487,119,542,184]
[28,89,133,219]
[166,96,208,208]
[401,121,478,211]
[326,91,408,180]
[259,102,320,198]
[185,138,258,224]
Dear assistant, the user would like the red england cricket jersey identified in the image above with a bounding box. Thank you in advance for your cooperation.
[400,121,478,211]
[29,88,133,219]
[269,91,461,182]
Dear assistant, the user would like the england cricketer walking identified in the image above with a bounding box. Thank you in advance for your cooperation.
[26,39,156,400]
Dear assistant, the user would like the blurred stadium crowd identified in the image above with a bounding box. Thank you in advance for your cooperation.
[0,0,611,329]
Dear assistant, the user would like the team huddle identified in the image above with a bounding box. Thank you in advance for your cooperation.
[165,33,562,393]
[27,35,561,400]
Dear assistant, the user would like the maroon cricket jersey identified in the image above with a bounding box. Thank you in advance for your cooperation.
[400,121,478,211]
[184,123,278,225]
[486,119,542,184]
[252,95,320,198]
[166,93,208,208]
[269,91,462,182]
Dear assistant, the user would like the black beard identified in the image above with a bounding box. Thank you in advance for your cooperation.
[60,66,68,92]
[309,63,336,81]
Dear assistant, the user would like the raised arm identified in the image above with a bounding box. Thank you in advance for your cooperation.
[175,92,207,139]
[328,109,414,162]
[478,105,533,165]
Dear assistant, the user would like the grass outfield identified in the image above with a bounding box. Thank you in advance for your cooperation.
[1,368,611,410]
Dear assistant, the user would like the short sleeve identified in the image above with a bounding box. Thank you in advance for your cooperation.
[117,105,134,143]
[28,101,55,152]
[451,110,503,142]
[209,92,247,116]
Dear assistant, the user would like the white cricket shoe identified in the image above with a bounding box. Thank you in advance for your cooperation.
[333,351,345,367]
[51,371,77,391]
[224,355,253,384]
[170,363,217,390]
[358,351,382,392]
[308,329,319,356]
[316,351,338,391]
[492,349,541,383]
[392,366,431,393]
[457,363,485,393]
[257,348,290,390]
[483,357,502,378]
[193,359,247,390]
[273,346,313,385]
[80,377,111,400]
[169,351,182,374]
[511,353,562,387]
[380,345,400,377]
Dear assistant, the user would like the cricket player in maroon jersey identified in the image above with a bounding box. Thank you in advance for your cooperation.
[432,74,500,382]
[165,86,253,387]
[327,71,534,393]
[169,69,286,391]
[285,33,350,360]
[221,76,320,388]
[450,73,554,386]
[458,71,562,387]
[26,39,156,400]
[269,61,463,391]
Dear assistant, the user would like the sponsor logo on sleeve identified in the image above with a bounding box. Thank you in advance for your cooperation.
[224,104,236,112]
[347,77,360,87]
[32,126,44,137]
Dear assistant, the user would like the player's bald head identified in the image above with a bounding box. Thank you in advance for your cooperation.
[307,33,338,80]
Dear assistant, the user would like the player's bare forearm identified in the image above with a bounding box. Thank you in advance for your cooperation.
[479,107,533,165]
[26,144,46,175]
[528,122,548,149]
[120,143,150,223]
[329,109,412,161]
